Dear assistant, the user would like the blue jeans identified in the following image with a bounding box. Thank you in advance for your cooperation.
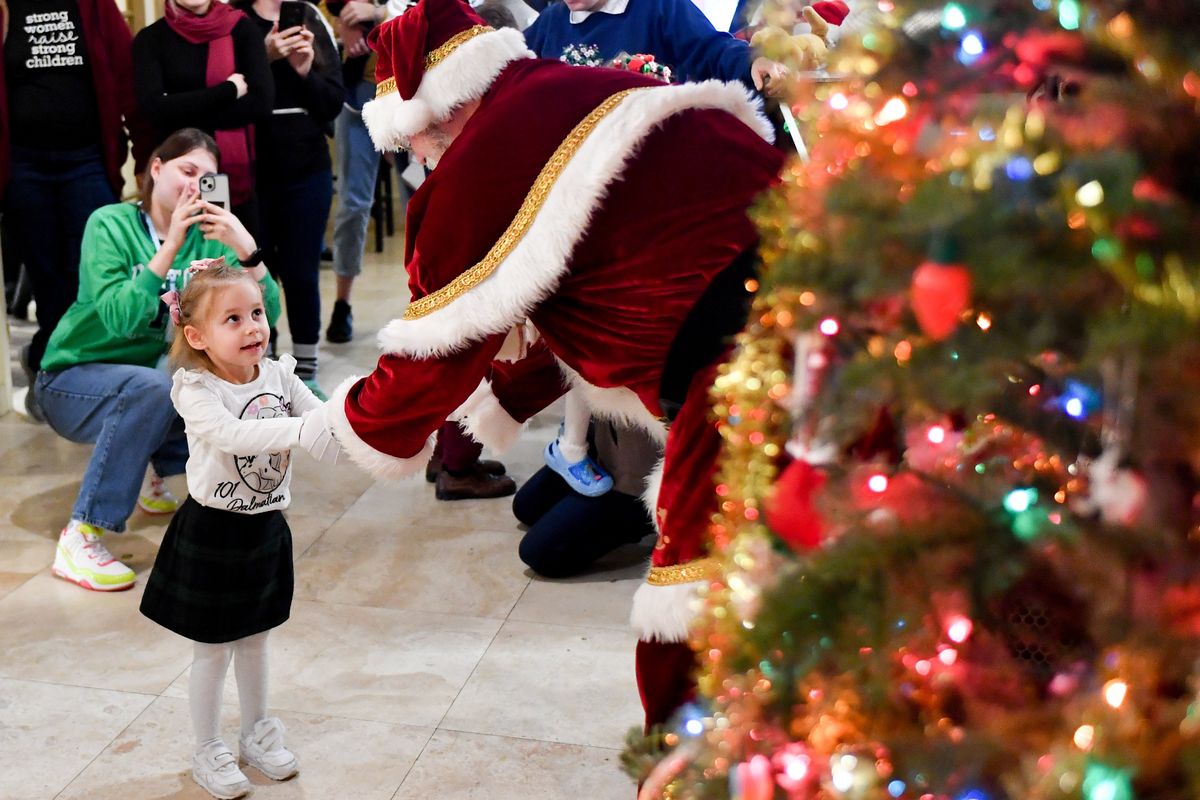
[4,145,118,371]
[332,81,382,280]
[258,168,334,345]
[36,364,188,533]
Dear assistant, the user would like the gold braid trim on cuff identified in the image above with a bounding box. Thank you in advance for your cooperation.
[646,557,720,587]
[402,86,648,320]
[374,25,494,99]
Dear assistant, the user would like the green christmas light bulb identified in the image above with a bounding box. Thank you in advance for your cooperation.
[1082,761,1133,800]
[1003,487,1038,514]
[942,3,967,30]
[1059,0,1081,30]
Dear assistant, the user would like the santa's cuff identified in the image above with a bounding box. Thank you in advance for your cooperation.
[630,558,719,642]
[631,581,705,643]
[328,376,435,480]
[451,379,523,454]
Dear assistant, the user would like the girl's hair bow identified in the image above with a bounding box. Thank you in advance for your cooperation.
[159,257,226,325]
[186,256,225,276]
[160,289,183,326]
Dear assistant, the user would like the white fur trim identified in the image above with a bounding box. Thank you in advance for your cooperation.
[450,379,523,454]
[642,457,667,531]
[555,361,669,446]
[630,579,705,643]
[377,80,773,358]
[362,27,533,150]
[362,92,436,152]
[327,376,435,480]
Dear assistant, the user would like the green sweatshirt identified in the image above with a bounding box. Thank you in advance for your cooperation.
[41,203,282,373]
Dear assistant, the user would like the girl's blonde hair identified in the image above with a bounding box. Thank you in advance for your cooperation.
[167,261,264,371]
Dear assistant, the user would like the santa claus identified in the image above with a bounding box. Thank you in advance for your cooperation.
[323,0,785,729]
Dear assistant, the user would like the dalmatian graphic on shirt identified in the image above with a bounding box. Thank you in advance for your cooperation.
[234,393,292,494]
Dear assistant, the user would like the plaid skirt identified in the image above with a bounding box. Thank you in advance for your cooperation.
[140,497,293,644]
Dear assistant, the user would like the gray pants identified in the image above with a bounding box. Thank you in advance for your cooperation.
[332,81,384,279]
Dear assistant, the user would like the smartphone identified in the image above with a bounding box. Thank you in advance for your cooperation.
[278,0,306,32]
[198,172,231,210]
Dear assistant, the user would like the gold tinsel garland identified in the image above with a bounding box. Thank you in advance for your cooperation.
[686,292,801,787]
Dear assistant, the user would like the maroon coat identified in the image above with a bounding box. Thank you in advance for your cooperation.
[0,0,147,202]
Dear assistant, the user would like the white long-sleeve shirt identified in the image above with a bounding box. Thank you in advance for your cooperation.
[171,355,323,514]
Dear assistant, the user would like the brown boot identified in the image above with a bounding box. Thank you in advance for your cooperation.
[426,454,508,483]
[435,464,517,500]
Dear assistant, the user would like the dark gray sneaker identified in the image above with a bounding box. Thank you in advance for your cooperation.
[326,300,353,343]
[19,345,45,423]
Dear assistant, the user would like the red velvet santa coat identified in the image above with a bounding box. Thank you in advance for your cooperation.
[329,56,784,642]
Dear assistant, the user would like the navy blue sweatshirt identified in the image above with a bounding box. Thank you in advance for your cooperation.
[523,0,753,86]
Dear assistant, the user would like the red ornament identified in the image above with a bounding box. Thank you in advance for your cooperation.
[911,259,971,340]
[765,459,825,552]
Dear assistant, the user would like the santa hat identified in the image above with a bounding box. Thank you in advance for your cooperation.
[362,0,533,152]
[810,1,850,26]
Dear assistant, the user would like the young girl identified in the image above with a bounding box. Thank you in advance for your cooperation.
[139,259,339,799]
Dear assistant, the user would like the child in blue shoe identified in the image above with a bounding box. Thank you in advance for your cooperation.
[543,389,614,496]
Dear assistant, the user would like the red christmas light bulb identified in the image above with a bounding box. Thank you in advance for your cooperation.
[911,237,972,341]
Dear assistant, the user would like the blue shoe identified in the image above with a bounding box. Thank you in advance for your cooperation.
[544,440,614,497]
[302,379,329,401]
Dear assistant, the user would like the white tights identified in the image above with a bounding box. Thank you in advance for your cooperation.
[189,631,270,746]
[557,389,591,464]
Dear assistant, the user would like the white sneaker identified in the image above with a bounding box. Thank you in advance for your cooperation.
[137,466,180,515]
[240,717,299,781]
[192,739,253,799]
[51,521,135,591]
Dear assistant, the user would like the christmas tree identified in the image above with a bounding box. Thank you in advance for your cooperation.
[625,2,1200,798]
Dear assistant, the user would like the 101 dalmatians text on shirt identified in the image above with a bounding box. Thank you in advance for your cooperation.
[170,355,324,514]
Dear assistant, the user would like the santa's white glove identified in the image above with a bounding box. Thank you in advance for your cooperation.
[299,405,342,464]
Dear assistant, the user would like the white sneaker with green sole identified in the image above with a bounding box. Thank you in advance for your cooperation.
[51,521,135,591]
[137,467,180,515]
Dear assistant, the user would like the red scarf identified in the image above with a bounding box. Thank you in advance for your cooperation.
[163,0,255,205]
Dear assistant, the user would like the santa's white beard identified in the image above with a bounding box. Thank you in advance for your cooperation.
[421,129,454,170]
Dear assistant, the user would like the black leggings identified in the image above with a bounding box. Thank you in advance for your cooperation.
[514,467,654,578]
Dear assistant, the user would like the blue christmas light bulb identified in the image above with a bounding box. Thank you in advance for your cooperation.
[957,32,985,65]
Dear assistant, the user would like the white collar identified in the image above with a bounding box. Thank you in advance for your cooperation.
[569,0,630,24]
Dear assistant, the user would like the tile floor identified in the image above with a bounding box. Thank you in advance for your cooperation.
[0,232,648,799]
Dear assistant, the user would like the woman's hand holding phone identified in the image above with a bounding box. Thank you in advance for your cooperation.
[266,22,305,62]
[197,203,266,280]
[285,29,315,77]
[147,189,205,279]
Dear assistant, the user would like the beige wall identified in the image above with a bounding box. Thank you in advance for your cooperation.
[125,0,165,33]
